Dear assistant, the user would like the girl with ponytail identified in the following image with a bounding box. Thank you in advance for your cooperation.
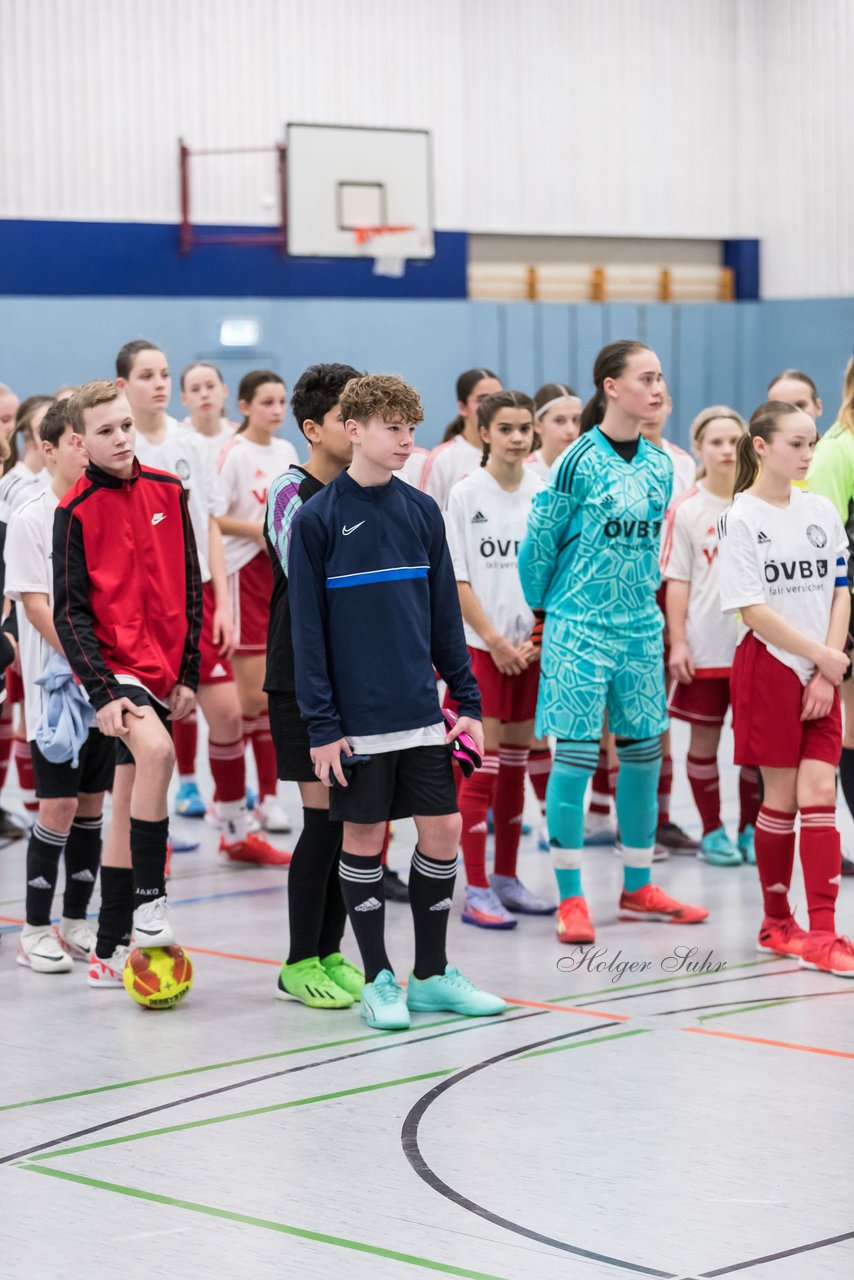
[420,368,502,509]
[717,401,854,976]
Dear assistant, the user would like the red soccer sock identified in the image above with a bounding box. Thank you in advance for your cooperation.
[799,806,841,934]
[739,766,761,832]
[458,751,499,888]
[527,747,551,816]
[493,744,529,877]
[14,736,37,811]
[172,712,198,779]
[755,806,796,919]
[247,713,277,801]
[0,718,14,791]
[208,737,245,804]
[657,753,673,825]
[686,754,722,835]
[588,748,611,817]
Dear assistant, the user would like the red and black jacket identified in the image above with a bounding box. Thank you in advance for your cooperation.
[53,459,202,711]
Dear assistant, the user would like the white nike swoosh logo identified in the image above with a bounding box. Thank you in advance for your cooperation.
[342,522,365,536]
[152,513,166,525]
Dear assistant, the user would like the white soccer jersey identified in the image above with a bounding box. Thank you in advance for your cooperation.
[420,435,482,510]
[218,434,299,575]
[0,461,45,523]
[663,439,697,503]
[398,447,430,489]
[4,487,66,738]
[445,466,543,650]
[717,488,848,685]
[525,450,550,482]
[661,483,737,674]
[134,416,224,584]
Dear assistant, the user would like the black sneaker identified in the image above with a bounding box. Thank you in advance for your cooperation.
[382,866,410,903]
[656,821,700,853]
[841,855,854,877]
[0,808,27,841]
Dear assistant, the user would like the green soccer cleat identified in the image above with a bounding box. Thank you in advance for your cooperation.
[320,951,364,999]
[276,956,354,1009]
[699,826,742,867]
[360,969,410,1030]
[406,965,507,1017]
[738,824,756,864]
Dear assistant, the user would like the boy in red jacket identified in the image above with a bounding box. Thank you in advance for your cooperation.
[54,380,202,977]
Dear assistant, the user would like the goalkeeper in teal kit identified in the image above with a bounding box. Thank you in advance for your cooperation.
[519,341,709,943]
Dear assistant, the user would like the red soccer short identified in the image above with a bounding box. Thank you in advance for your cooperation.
[229,552,272,657]
[469,647,540,723]
[731,631,842,769]
[198,581,235,685]
[668,674,731,728]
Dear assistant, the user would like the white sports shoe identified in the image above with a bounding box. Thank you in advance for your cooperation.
[88,944,132,987]
[255,797,292,833]
[58,916,97,962]
[132,896,175,947]
[17,924,73,974]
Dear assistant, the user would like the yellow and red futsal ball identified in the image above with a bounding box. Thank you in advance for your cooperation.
[123,945,194,1009]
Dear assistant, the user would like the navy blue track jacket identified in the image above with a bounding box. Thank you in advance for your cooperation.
[288,471,481,747]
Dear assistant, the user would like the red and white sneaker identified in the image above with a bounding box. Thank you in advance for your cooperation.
[618,883,709,924]
[556,896,595,944]
[57,917,97,962]
[799,932,854,978]
[757,915,808,958]
[87,944,132,988]
[220,833,292,866]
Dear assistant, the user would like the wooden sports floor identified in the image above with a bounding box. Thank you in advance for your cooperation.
[1,721,852,1280]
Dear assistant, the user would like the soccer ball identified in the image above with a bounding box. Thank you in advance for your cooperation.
[123,945,194,1009]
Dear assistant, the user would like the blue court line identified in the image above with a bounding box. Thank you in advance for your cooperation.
[0,886,285,935]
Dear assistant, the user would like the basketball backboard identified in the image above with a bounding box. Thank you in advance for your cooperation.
[285,123,434,261]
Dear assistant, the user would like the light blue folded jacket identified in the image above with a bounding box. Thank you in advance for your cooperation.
[34,652,95,767]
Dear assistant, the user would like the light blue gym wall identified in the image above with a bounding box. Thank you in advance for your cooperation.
[3,296,853,452]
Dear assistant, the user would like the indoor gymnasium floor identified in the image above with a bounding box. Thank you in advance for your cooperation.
[1,720,852,1280]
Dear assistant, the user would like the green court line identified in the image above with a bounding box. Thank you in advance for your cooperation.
[24,1069,455,1164]
[23,1165,511,1280]
[0,1015,470,1113]
[516,1027,650,1059]
[697,991,854,1022]
[546,955,784,1004]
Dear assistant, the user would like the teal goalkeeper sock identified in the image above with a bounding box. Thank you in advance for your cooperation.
[555,868,583,898]
[623,865,652,892]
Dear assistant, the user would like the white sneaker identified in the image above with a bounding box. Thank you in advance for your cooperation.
[584,812,617,846]
[132,896,175,947]
[17,924,73,973]
[88,944,132,987]
[255,797,292,833]
[58,916,96,962]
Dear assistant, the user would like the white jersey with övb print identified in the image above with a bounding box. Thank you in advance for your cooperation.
[716,488,848,685]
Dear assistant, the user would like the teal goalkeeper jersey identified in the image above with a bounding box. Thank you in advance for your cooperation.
[519,427,673,637]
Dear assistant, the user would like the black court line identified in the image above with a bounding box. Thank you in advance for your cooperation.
[0,1011,545,1166]
[653,988,851,1017]
[401,1023,676,1278]
[566,967,800,1009]
[699,1227,854,1275]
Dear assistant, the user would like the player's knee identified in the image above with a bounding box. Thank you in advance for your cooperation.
[39,797,76,833]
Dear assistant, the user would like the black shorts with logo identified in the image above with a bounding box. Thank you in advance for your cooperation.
[328,745,458,825]
[114,690,173,767]
[32,728,116,800]
[268,690,315,784]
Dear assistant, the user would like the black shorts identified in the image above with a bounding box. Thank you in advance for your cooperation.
[114,692,173,767]
[268,690,314,784]
[32,728,116,800]
[329,745,458,825]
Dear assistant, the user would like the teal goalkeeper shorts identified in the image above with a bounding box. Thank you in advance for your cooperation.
[536,617,668,742]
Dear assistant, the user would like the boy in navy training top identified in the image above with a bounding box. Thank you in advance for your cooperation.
[288,374,506,1029]
[53,380,201,967]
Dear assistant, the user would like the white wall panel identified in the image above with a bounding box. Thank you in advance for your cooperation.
[0,0,851,296]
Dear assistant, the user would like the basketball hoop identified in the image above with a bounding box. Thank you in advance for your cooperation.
[353,225,414,278]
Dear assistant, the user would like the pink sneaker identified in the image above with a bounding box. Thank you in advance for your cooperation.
[799,932,854,978]
[756,915,808,958]
[618,883,709,924]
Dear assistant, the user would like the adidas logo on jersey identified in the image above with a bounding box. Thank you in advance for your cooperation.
[757,530,771,544]
[354,897,382,912]
[429,897,453,911]
[470,510,488,523]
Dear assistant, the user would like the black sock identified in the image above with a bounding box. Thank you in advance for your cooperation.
[338,850,390,982]
[409,847,456,980]
[25,823,68,926]
[840,749,854,820]
[318,846,348,960]
[285,809,343,964]
[95,866,134,958]
[130,816,169,911]
[62,815,102,918]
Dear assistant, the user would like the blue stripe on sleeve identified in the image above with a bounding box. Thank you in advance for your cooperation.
[326,565,429,590]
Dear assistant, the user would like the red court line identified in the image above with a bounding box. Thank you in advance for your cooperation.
[503,998,628,1022]
[684,1026,854,1060]
[182,945,279,966]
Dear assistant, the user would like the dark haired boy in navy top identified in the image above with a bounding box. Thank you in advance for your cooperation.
[289,374,506,1030]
